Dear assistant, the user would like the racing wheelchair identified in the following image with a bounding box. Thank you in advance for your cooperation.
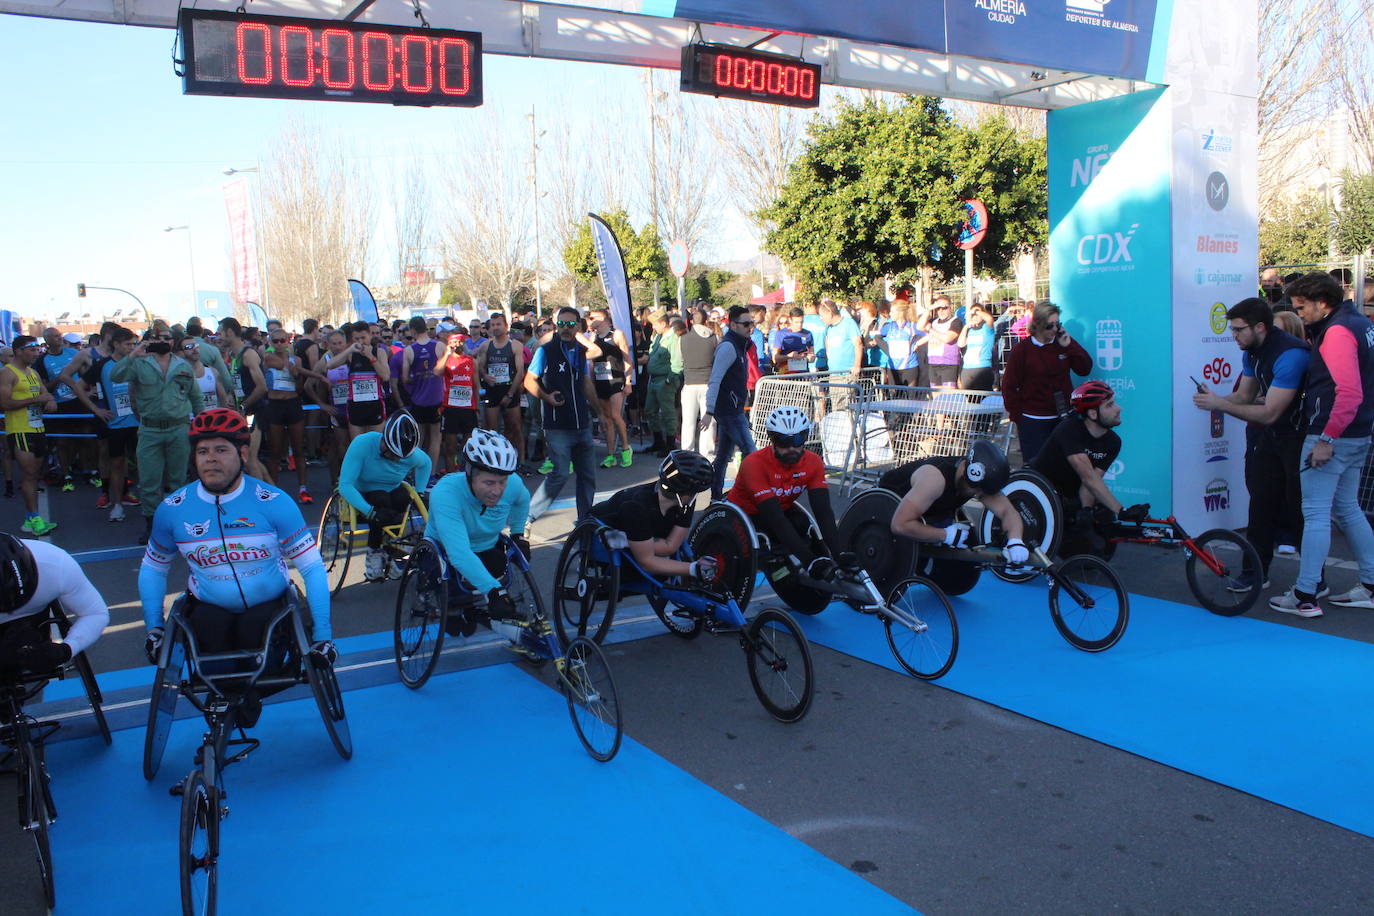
[553,512,815,723]
[318,483,429,593]
[0,603,112,910]
[394,534,623,761]
[142,590,351,916]
[684,500,960,680]
[838,477,1130,652]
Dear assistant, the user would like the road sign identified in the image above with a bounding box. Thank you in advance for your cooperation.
[669,239,690,278]
[955,199,988,250]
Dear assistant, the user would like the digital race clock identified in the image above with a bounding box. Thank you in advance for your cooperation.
[178,9,483,107]
[679,42,821,109]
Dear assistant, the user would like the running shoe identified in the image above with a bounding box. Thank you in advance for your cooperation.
[1329,584,1374,609]
[619,448,632,468]
[89,475,103,488]
[95,493,110,510]
[538,459,554,475]
[122,494,141,507]
[1274,544,1298,556]
[299,487,313,505]
[1226,572,1269,593]
[61,476,75,493]
[109,504,125,522]
[600,455,618,469]
[21,516,58,536]
[364,549,386,582]
[1269,589,1322,618]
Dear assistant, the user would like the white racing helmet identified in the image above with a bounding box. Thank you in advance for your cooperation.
[765,405,811,446]
[464,429,520,474]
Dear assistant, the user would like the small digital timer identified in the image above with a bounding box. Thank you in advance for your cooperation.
[179,9,483,107]
[679,42,821,109]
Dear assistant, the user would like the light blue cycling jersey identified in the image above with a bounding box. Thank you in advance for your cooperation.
[427,472,531,594]
[139,475,332,640]
[338,431,433,516]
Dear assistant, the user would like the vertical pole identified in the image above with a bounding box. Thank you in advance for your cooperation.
[964,247,974,312]
[677,275,686,313]
[530,104,545,318]
[1355,252,1367,311]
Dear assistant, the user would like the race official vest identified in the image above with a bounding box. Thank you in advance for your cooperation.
[1304,302,1374,439]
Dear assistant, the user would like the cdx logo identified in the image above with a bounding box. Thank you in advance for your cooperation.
[1076,224,1138,265]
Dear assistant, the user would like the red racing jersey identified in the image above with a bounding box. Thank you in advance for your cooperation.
[727,447,827,514]
[441,354,478,411]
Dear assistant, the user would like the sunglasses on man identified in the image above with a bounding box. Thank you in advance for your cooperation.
[555,320,578,328]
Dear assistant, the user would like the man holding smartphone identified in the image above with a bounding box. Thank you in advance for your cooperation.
[524,306,603,523]
[1001,302,1093,463]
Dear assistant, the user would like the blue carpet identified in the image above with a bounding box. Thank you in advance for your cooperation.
[46,665,916,915]
[787,576,1374,838]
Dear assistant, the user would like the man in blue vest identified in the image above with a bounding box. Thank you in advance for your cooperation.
[1192,297,1309,593]
[524,306,604,523]
[700,305,757,500]
[1271,273,1374,617]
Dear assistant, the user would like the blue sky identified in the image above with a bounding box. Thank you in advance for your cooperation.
[0,13,762,323]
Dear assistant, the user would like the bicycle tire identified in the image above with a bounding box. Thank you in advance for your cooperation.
[1048,554,1130,652]
[883,576,959,680]
[74,652,112,746]
[393,540,448,689]
[143,636,185,782]
[648,593,704,639]
[305,653,353,760]
[744,608,815,723]
[686,502,760,612]
[561,636,623,762]
[1185,528,1264,617]
[179,770,218,916]
[319,493,354,596]
[19,736,55,909]
[553,522,619,646]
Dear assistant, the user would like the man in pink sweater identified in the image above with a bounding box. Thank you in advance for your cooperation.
[1000,302,1093,464]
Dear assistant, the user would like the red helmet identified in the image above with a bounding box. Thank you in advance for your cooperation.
[189,408,250,445]
[1070,380,1114,415]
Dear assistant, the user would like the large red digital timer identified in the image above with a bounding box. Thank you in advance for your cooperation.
[679,42,821,109]
[179,9,483,107]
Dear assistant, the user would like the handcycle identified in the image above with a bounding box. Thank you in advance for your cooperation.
[689,500,959,680]
[394,534,623,761]
[142,590,352,916]
[839,486,1130,652]
[554,511,815,723]
[0,603,112,910]
[973,471,1264,616]
[318,482,429,593]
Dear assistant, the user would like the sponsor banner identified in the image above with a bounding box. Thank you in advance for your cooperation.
[588,213,635,343]
[1048,87,1172,508]
[1169,87,1258,531]
[348,279,380,324]
[223,178,260,306]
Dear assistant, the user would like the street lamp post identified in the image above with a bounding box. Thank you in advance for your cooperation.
[526,108,546,318]
[165,225,198,315]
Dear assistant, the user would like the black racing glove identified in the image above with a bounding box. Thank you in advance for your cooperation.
[145,627,165,666]
[806,556,839,582]
[836,551,861,571]
[310,640,338,667]
[1118,504,1150,524]
[486,587,517,621]
[15,640,73,672]
[510,535,531,560]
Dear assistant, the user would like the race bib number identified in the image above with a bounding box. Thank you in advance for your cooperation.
[448,385,472,407]
[351,376,379,402]
[26,405,43,429]
[233,377,245,399]
[788,356,809,373]
[330,382,349,406]
[271,368,296,391]
[202,389,218,409]
[489,362,511,384]
[113,387,133,417]
[593,361,613,381]
[887,339,911,364]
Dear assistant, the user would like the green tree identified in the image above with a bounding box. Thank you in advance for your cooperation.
[1336,171,1374,256]
[1259,189,1333,265]
[563,208,672,289]
[760,97,1047,297]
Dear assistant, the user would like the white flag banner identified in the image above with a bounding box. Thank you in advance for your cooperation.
[223,178,261,306]
[588,213,633,339]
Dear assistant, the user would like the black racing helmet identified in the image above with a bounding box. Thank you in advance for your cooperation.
[0,534,38,614]
[964,440,1010,495]
[658,449,714,495]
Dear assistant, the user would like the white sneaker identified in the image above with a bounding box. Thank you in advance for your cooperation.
[1269,588,1323,618]
[364,549,386,581]
[1275,544,1298,556]
[109,503,125,522]
[1329,584,1374,609]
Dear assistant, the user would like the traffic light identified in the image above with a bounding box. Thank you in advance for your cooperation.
[76,283,86,298]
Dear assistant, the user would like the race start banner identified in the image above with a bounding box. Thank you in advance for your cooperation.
[588,213,634,341]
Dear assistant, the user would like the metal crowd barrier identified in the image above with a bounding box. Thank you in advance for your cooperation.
[749,369,882,476]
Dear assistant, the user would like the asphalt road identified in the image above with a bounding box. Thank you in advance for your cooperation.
[3,453,1373,915]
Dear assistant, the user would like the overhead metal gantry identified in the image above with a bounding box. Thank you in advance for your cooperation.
[0,0,1156,109]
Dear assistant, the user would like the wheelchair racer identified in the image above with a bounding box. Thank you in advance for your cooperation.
[883,440,1030,566]
[338,411,434,581]
[726,406,849,581]
[426,430,531,638]
[1029,380,1148,556]
[0,534,109,677]
[139,409,334,720]
[589,449,718,583]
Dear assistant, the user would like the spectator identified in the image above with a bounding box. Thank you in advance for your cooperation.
[219,317,271,480]
[641,310,682,457]
[922,296,964,388]
[0,336,57,535]
[525,305,603,522]
[957,303,997,390]
[587,308,635,469]
[475,312,527,471]
[435,328,480,474]
[702,305,758,499]
[112,327,203,544]
[1270,272,1374,616]
[402,315,446,479]
[35,327,84,491]
[1191,298,1309,592]
[749,304,772,374]
[881,298,926,387]
[770,307,816,376]
[680,307,718,459]
[802,301,829,371]
[262,327,311,502]
[1001,302,1092,464]
[819,300,862,378]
